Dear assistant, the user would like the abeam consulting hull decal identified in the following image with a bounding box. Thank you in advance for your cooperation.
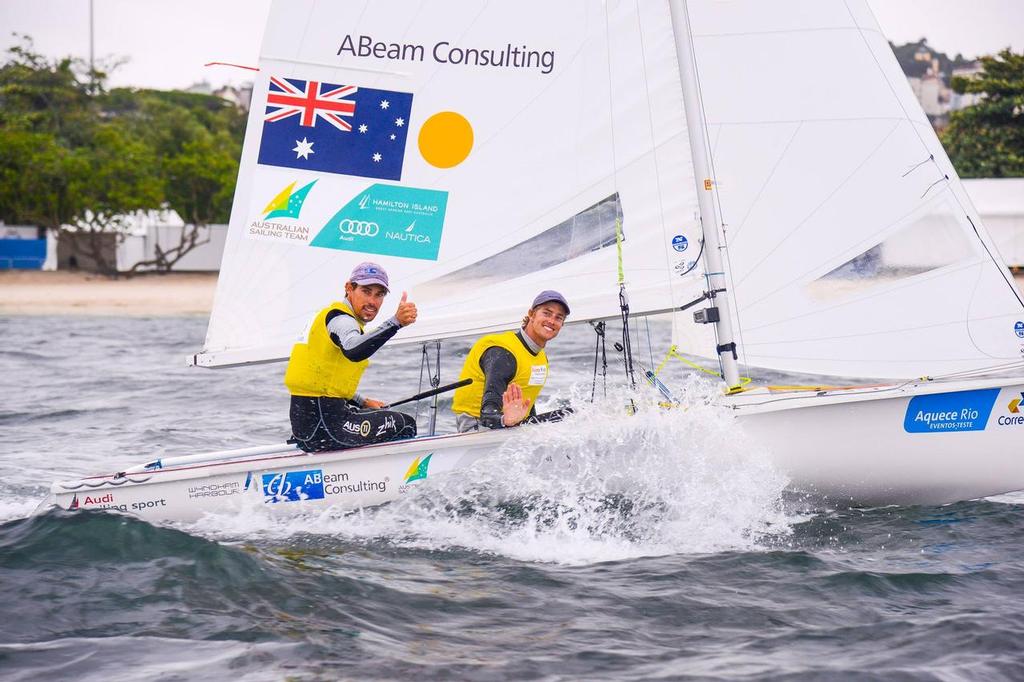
[260,468,389,503]
[311,184,448,260]
[903,388,999,433]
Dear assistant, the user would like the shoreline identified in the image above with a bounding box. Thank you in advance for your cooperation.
[4,270,1024,317]
[0,271,219,316]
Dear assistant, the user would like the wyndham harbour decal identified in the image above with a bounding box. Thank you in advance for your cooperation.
[311,183,448,260]
[903,388,999,433]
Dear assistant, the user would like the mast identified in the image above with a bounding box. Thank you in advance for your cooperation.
[667,0,741,389]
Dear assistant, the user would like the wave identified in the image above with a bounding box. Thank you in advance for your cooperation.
[187,378,800,565]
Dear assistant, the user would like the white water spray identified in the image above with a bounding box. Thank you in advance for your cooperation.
[190,376,797,564]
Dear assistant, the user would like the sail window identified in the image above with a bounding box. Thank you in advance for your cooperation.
[808,197,977,301]
[429,193,623,287]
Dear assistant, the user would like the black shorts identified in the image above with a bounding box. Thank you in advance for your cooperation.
[289,396,417,452]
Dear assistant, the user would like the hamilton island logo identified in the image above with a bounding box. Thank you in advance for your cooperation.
[404,453,433,484]
[310,183,448,260]
[247,180,317,243]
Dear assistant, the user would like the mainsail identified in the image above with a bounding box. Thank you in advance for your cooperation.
[194,0,709,368]
[672,0,1024,380]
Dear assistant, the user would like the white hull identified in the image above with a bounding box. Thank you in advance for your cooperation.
[51,429,510,523]
[732,375,1024,506]
[50,376,1024,523]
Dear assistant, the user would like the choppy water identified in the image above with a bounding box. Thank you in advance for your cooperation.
[2,314,1023,681]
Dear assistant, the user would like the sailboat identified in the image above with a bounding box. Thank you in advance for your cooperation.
[51,0,1024,521]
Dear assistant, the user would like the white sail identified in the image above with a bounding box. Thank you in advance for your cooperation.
[195,0,710,367]
[672,0,1024,380]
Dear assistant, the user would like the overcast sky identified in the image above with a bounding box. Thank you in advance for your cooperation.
[1,0,1021,91]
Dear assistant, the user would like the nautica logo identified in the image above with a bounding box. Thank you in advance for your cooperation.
[262,180,317,220]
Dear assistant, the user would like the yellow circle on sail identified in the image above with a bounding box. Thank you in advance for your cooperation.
[418,111,473,168]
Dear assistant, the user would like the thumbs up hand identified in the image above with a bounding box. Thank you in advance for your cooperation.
[395,291,417,326]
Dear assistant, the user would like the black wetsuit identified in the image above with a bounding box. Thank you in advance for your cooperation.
[464,330,573,431]
[289,304,417,452]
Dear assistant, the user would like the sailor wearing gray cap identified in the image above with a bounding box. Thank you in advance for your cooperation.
[284,261,419,451]
[452,290,573,432]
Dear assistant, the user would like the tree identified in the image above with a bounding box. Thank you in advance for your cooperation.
[942,49,1024,178]
[0,39,245,275]
[115,89,245,273]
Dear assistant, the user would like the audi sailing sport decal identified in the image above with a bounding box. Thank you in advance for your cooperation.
[311,183,448,260]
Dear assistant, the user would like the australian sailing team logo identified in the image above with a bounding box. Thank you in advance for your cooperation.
[404,454,433,484]
[248,180,317,243]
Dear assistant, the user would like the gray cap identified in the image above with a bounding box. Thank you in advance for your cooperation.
[531,290,570,315]
[349,261,389,291]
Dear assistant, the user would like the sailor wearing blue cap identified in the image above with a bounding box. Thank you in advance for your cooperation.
[452,290,573,431]
[285,262,419,451]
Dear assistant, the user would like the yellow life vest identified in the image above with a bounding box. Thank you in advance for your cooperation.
[284,301,369,399]
[451,330,549,420]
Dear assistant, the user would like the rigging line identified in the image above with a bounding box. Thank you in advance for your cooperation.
[738,259,1019,336]
[727,121,804,248]
[216,0,355,316]
[842,0,998,254]
[603,4,624,234]
[840,0,935,154]
[644,315,655,370]
[928,361,1024,380]
[677,237,705,276]
[920,175,949,200]
[413,342,428,423]
[902,154,934,178]
[966,213,1024,309]
[963,256,1007,360]
[733,120,902,294]
[682,0,730,378]
[692,25,886,40]
[633,0,678,309]
[741,187,954,315]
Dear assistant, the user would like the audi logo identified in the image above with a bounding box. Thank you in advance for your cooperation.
[338,219,379,237]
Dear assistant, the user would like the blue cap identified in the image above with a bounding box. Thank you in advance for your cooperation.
[349,262,389,291]
[531,290,570,315]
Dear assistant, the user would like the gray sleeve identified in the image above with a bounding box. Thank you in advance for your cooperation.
[326,312,401,362]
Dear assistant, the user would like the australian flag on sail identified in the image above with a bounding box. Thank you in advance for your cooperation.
[257,76,414,181]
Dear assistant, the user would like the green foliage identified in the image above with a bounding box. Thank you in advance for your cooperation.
[0,38,246,273]
[941,49,1024,178]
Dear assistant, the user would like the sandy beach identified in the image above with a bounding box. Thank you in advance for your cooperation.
[4,269,1024,317]
[0,271,219,316]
